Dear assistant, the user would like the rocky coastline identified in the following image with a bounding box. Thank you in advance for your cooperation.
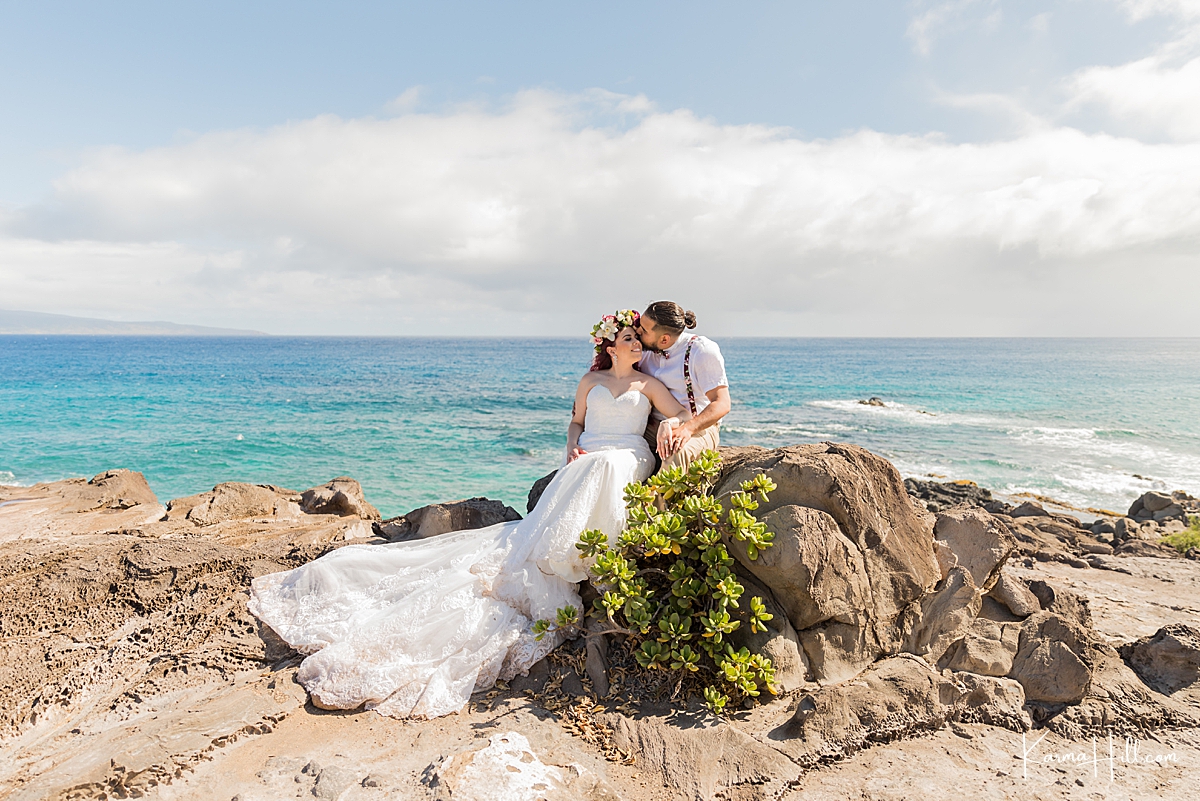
[1,445,1198,800]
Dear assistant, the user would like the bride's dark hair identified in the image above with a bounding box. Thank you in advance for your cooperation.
[590,326,643,372]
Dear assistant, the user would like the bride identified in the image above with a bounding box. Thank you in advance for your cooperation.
[249,310,690,718]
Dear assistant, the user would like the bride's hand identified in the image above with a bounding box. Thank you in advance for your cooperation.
[568,446,588,463]
[656,420,676,459]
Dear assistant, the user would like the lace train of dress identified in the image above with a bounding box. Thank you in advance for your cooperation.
[249,386,654,718]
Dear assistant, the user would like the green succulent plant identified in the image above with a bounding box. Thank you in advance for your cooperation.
[535,449,779,715]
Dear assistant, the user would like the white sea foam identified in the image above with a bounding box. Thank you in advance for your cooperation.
[811,399,951,427]
[809,398,1024,430]
[0,471,36,488]
[799,397,1200,511]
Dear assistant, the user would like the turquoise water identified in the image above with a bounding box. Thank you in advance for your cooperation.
[1,336,1198,518]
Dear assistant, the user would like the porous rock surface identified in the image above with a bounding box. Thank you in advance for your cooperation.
[3,446,1200,800]
[716,443,941,683]
[301,476,382,520]
[0,472,380,799]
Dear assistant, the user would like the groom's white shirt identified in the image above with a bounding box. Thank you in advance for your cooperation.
[639,332,729,420]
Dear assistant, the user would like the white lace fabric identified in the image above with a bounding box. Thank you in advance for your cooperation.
[249,385,653,718]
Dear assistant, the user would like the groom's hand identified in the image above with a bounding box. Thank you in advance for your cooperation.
[672,419,697,449]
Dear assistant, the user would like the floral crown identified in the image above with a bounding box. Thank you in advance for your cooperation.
[590,309,641,353]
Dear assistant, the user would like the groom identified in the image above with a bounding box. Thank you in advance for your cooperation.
[636,301,731,471]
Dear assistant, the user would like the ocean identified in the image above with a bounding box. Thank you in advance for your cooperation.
[1,336,1198,519]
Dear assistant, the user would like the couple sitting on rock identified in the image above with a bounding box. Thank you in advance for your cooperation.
[251,300,731,718]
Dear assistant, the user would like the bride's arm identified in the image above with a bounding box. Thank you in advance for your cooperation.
[640,377,691,459]
[567,377,593,463]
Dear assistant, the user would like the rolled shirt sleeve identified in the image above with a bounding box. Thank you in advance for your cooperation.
[691,337,728,397]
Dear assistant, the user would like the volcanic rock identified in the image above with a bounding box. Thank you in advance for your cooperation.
[600,712,796,801]
[79,468,160,509]
[175,482,296,525]
[985,571,1041,618]
[932,506,1016,592]
[940,618,1021,676]
[727,503,871,632]
[1008,610,1092,705]
[1136,491,1175,515]
[716,443,940,683]
[1050,642,1200,736]
[376,496,521,541]
[527,470,558,513]
[1009,501,1050,518]
[1120,624,1200,697]
[726,564,810,692]
[903,478,993,513]
[950,672,1030,731]
[773,655,958,766]
[902,566,982,665]
[300,477,381,520]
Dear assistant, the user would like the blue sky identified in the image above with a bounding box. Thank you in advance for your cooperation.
[2,1,1198,335]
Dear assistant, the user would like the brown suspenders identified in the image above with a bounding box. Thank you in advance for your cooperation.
[682,338,697,416]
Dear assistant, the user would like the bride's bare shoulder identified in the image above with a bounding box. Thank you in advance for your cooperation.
[575,372,606,397]
[577,371,604,388]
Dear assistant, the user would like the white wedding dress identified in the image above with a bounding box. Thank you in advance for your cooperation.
[249,385,654,718]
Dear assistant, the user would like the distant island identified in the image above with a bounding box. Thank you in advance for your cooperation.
[0,308,266,336]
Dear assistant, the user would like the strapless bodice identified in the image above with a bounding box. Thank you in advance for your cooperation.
[582,384,651,437]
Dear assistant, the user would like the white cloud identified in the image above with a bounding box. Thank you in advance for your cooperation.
[1069,53,1200,140]
[4,90,1200,335]
[1066,2,1200,143]
[1113,0,1200,22]
[906,0,1001,55]
[384,86,424,114]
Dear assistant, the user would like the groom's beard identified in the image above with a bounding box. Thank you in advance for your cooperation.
[640,338,662,353]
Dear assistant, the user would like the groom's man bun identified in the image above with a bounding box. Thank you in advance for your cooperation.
[643,301,697,334]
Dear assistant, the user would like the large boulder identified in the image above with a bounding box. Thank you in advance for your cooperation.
[1132,491,1174,516]
[951,672,1030,731]
[726,564,810,692]
[940,617,1021,676]
[986,571,1041,618]
[931,506,1016,592]
[377,497,521,541]
[901,566,982,665]
[83,469,160,510]
[1008,611,1092,705]
[716,444,940,682]
[174,482,296,526]
[726,504,871,632]
[1120,624,1200,698]
[300,477,381,520]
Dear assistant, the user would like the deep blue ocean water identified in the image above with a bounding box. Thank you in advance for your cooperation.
[1,336,1198,519]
